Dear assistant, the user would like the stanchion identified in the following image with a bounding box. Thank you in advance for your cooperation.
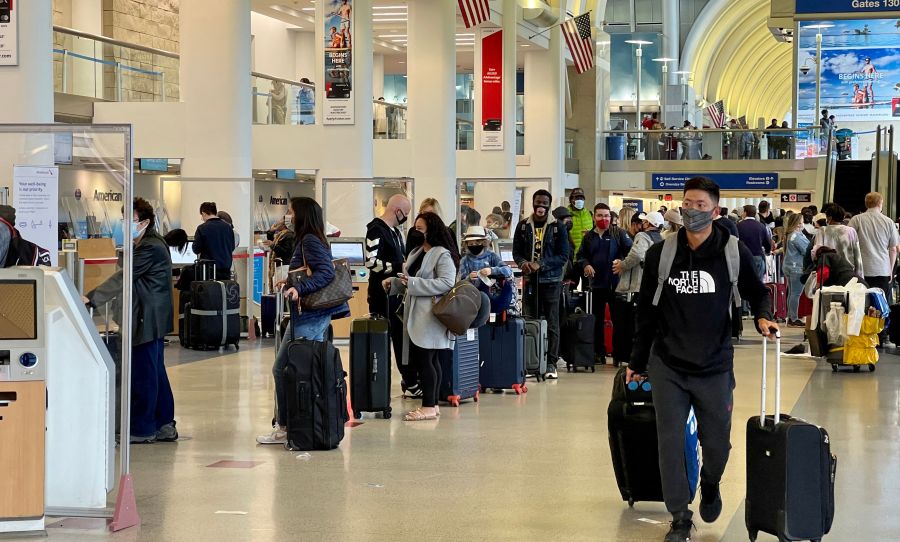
[248,316,258,341]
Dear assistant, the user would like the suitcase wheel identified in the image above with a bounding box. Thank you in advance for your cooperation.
[853,365,861,373]
[474,391,479,402]
[493,388,503,393]
[591,366,596,373]
[522,385,528,394]
[353,410,362,420]
[869,364,876,372]
[627,498,634,508]
[449,396,461,408]
[748,530,757,542]
[832,364,838,373]
[382,408,392,419]
[512,384,523,395]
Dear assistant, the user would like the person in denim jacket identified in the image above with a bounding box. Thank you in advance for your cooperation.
[782,213,810,327]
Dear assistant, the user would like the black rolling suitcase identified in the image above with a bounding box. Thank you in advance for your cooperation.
[261,293,277,337]
[181,260,240,351]
[745,335,836,542]
[283,319,349,451]
[608,366,700,507]
[563,289,595,372]
[349,315,392,419]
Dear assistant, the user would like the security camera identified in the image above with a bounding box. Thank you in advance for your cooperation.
[800,66,810,76]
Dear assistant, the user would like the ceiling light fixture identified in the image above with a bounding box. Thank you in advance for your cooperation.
[373,18,407,22]
[373,5,408,9]
[270,5,303,17]
[624,39,653,46]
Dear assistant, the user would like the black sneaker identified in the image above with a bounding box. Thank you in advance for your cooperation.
[405,384,423,398]
[699,481,722,523]
[664,519,694,542]
[784,343,808,355]
[594,355,607,366]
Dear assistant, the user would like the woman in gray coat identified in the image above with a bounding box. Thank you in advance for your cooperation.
[385,212,459,421]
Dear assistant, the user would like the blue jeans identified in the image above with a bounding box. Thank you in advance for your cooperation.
[131,338,174,438]
[273,315,331,427]
[785,269,804,322]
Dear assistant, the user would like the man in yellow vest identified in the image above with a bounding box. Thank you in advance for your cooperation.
[568,187,593,256]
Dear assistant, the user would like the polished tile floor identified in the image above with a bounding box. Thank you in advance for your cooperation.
[15,327,900,541]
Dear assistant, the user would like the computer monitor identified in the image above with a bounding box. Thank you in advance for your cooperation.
[500,248,515,265]
[169,247,196,266]
[328,239,366,265]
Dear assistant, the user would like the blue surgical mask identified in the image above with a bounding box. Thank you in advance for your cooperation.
[573,199,585,210]
[131,220,146,240]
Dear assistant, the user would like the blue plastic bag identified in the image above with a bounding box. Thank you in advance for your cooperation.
[867,288,890,318]
[685,407,700,502]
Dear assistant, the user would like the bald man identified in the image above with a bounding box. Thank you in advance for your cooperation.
[365,195,419,395]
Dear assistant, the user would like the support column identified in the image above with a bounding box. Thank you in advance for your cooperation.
[662,0,679,85]
[407,0,456,218]
[179,0,252,236]
[373,53,384,99]
[524,27,566,201]
[0,0,53,123]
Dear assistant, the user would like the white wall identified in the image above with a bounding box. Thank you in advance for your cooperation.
[93,102,186,158]
[251,12,297,80]
[294,31,316,82]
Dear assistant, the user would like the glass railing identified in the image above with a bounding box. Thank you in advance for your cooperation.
[601,127,828,161]
[457,118,474,150]
[373,100,407,139]
[53,26,178,102]
[252,73,316,125]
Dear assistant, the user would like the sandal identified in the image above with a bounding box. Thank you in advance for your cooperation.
[403,408,437,421]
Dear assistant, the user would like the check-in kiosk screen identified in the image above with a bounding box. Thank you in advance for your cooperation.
[0,281,37,340]
[330,242,365,265]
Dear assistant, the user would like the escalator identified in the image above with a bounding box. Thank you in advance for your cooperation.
[832,160,872,215]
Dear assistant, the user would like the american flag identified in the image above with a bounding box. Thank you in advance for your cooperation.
[562,13,594,74]
[705,100,726,128]
[458,0,491,29]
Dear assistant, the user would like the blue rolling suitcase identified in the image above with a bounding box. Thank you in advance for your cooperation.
[440,328,481,407]
[478,317,527,395]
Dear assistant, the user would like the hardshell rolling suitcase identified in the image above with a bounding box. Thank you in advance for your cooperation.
[283,322,349,451]
[767,283,788,322]
[349,316,392,419]
[524,318,548,380]
[608,367,700,507]
[261,293,277,337]
[440,328,481,407]
[562,310,595,372]
[745,335,836,542]
[478,318,527,394]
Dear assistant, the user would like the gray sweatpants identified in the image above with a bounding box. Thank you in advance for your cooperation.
[649,354,736,521]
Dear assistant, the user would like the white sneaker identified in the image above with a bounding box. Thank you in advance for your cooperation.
[883,341,896,349]
[256,426,287,445]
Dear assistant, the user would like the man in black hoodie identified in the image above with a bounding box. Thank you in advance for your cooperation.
[628,177,778,542]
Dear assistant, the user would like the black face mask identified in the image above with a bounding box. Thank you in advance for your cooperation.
[395,210,408,225]
[467,244,485,256]
[407,228,424,247]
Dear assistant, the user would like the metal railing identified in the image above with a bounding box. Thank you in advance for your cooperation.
[601,127,828,161]
[252,72,315,125]
[373,100,407,139]
[53,26,178,102]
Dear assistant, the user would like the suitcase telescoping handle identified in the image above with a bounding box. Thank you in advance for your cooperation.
[760,332,782,426]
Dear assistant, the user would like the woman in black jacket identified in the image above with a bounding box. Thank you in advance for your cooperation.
[257,197,350,445]
[85,198,176,444]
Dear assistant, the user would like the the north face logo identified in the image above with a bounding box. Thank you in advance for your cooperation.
[668,270,716,295]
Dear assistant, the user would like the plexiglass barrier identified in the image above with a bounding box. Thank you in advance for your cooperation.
[455,178,553,250]
[322,178,414,239]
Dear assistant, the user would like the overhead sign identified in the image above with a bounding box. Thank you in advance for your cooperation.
[323,0,354,125]
[622,199,644,213]
[139,158,168,172]
[781,192,813,203]
[796,0,900,14]
[481,28,504,151]
[13,166,59,265]
[0,0,17,66]
[652,173,779,191]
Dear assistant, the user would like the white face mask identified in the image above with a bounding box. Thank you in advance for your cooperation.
[573,199,585,210]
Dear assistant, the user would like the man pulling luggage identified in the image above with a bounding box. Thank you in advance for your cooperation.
[628,177,778,542]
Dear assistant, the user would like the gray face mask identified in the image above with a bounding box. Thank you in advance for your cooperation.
[681,208,714,232]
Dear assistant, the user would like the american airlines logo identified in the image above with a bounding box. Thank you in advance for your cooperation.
[669,271,716,295]
[94,190,123,202]
[270,196,288,205]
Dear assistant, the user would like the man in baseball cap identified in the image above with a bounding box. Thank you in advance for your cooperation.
[567,188,593,255]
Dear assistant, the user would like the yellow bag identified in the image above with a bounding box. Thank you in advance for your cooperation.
[842,316,884,366]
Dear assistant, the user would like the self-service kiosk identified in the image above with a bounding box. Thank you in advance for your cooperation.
[0,267,115,534]
[0,267,47,534]
[328,238,371,339]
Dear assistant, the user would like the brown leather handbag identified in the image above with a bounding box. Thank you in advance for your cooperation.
[290,258,353,311]
[431,280,483,336]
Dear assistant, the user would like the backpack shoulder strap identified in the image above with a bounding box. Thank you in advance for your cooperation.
[652,235,679,306]
[725,235,742,308]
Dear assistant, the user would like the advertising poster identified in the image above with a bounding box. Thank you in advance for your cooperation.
[13,166,59,265]
[323,0,354,125]
[0,0,17,66]
[481,28,503,151]
[797,19,900,124]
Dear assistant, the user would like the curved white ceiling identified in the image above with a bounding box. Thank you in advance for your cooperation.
[681,0,793,124]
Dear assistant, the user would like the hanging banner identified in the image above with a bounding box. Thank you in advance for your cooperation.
[481,28,503,150]
[323,0,354,125]
[0,0,17,66]
[13,166,59,265]
[796,0,900,14]
[797,19,900,123]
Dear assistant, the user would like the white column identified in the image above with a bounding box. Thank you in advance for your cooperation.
[0,0,53,123]
[294,31,316,80]
[662,0,679,85]
[178,0,253,236]
[373,53,384,99]
[71,0,103,98]
[523,27,565,198]
[407,0,456,218]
